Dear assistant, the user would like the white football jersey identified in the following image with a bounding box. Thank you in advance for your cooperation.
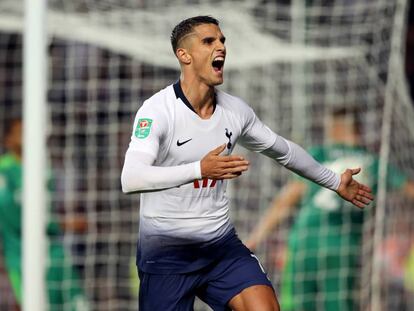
[127,81,277,272]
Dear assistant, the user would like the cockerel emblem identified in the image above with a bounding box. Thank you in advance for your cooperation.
[225,128,233,150]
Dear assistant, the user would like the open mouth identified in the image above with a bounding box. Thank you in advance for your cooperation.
[212,56,225,72]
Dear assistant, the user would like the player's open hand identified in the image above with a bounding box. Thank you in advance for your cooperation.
[336,168,374,209]
[201,144,249,179]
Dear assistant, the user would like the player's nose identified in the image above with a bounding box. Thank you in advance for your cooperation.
[215,40,225,51]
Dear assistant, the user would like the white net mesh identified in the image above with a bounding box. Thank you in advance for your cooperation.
[0,1,413,310]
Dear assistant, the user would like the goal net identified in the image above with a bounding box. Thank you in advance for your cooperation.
[0,1,413,310]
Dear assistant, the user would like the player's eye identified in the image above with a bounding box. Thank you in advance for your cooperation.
[202,38,214,45]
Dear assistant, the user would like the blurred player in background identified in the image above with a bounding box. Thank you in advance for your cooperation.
[0,119,89,311]
[121,16,373,311]
[246,106,414,311]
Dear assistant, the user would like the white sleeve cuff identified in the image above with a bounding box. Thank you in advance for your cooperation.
[193,161,202,180]
[331,174,341,191]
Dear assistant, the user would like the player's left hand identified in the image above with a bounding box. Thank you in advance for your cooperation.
[336,168,374,209]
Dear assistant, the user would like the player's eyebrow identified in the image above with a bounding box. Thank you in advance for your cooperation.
[201,36,226,44]
[201,36,215,44]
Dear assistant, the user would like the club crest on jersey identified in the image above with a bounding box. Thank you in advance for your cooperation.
[135,118,153,139]
[225,128,233,149]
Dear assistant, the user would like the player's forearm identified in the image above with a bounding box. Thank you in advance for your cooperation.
[121,150,201,193]
[262,137,340,191]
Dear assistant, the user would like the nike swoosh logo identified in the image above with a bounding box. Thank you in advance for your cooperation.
[177,138,192,146]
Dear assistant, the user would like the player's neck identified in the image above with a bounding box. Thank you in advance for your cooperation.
[180,77,215,120]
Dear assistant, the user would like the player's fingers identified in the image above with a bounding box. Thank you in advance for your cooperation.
[220,160,249,168]
[350,167,361,175]
[209,144,226,155]
[355,195,372,205]
[358,189,374,200]
[219,154,246,162]
[351,199,366,209]
[221,165,249,174]
[214,167,247,178]
[359,184,373,193]
[220,172,243,179]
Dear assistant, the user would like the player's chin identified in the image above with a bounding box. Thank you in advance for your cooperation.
[210,69,224,85]
[211,75,224,85]
[213,79,224,86]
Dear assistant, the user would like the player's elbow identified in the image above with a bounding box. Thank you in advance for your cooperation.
[121,177,130,194]
[120,168,138,193]
[121,183,132,194]
[121,150,155,193]
[121,167,151,193]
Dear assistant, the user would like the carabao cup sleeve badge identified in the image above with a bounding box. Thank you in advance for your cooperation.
[135,118,153,139]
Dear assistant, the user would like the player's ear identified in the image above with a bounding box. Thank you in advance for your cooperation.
[176,48,191,65]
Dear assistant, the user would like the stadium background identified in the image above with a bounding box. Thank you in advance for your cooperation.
[0,0,413,310]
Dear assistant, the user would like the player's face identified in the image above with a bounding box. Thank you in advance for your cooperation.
[5,120,22,157]
[185,24,226,86]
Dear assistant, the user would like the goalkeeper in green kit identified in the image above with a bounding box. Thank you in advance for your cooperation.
[246,106,414,311]
[0,119,89,311]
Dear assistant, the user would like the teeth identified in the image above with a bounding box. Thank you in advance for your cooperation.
[214,56,224,61]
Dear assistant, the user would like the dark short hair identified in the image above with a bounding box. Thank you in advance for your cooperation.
[330,105,362,134]
[170,16,219,53]
[4,118,21,136]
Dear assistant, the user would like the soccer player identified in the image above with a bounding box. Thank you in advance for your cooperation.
[121,16,373,311]
[0,119,89,311]
[246,106,414,311]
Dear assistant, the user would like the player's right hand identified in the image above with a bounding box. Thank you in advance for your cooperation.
[200,144,249,179]
[337,168,374,209]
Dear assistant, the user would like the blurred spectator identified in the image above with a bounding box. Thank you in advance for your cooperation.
[0,119,89,311]
[380,234,413,311]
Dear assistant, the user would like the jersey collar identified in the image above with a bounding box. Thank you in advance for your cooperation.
[173,80,216,115]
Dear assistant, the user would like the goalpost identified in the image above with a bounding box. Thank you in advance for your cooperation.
[23,0,48,310]
[0,1,413,311]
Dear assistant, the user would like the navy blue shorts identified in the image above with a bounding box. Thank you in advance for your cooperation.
[138,253,273,311]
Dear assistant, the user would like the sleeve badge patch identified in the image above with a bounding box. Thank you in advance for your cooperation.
[135,118,153,139]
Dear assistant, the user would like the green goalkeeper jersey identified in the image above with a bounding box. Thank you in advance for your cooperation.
[281,144,406,311]
[294,144,406,243]
[0,153,22,276]
[0,153,88,311]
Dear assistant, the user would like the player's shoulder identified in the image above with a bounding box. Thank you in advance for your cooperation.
[142,84,175,108]
[216,89,253,115]
[137,84,176,118]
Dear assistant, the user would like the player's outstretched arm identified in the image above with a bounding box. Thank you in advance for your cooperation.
[260,137,374,208]
[336,168,374,208]
[201,144,249,180]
